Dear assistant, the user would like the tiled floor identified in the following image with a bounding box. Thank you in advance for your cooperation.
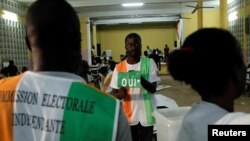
[157,74,250,113]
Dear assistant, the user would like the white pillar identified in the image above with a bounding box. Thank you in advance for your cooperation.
[86,18,92,65]
[177,19,184,47]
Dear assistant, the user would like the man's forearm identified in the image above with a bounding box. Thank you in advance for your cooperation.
[141,76,156,93]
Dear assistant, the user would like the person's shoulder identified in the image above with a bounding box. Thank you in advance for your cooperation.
[215,112,250,124]
[0,74,6,79]
[0,74,23,87]
[148,54,153,58]
[141,57,150,60]
[231,114,250,124]
[115,60,127,70]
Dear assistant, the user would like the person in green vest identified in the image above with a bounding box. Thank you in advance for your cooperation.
[0,0,132,141]
[110,33,160,141]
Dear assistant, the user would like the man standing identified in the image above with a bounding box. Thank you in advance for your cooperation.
[146,46,152,57]
[164,44,170,62]
[0,0,131,141]
[110,33,160,141]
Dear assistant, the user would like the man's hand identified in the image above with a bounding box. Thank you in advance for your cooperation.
[112,87,128,100]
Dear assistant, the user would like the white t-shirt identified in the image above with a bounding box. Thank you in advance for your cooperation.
[110,59,160,126]
[176,101,229,141]
[215,112,250,124]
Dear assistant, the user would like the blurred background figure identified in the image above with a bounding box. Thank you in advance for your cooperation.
[164,44,169,62]
[74,60,90,83]
[149,49,161,71]
[21,66,28,73]
[7,60,19,76]
[102,60,117,93]
[146,46,152,57]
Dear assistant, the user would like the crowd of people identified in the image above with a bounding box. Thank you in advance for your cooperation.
[0,60,28,79]
[0,0,249,141]
[143,44,170,71]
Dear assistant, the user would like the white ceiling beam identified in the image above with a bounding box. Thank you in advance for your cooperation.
[18,0,218,7]
[79,8,180,18]
[93,16,179,25]
[68,0,211,7]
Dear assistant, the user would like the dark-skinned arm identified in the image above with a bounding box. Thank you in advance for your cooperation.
[140,76,157,94]
[112,87,128,100]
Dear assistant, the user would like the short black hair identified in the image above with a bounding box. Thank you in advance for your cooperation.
[168,28,244,98]
[125,33,141,44]
[26,0,81,53]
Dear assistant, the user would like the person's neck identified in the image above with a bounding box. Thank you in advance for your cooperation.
[203,96,234,112]
[31,48,75,73]
[126,56,140,64]
[202,81,237,112]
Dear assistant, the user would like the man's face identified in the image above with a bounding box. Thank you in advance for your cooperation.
[125,37,141,58]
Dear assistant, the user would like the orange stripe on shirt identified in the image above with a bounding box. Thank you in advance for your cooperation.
[102,73,113,92]
[0,74,23,141]
[116,61,132,123]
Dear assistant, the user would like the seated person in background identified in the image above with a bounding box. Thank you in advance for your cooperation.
[21,66,28,73]
[158,50,164,62]
[0,72,6,79]
[0,0,132,141]
[95,56,104,67]
[102,60,117,93]
[168,28,246,141]
[74,60,90,83]
[0,67,8,78]
[98,66,109,88]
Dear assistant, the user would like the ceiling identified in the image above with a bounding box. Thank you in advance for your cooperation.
[17,0,220,25]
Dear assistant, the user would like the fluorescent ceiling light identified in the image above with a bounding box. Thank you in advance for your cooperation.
[128,22,142,24]
[93,17,179,25]
[2,10,18,22]
[122,3,144,7]
[227,0,235,4]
